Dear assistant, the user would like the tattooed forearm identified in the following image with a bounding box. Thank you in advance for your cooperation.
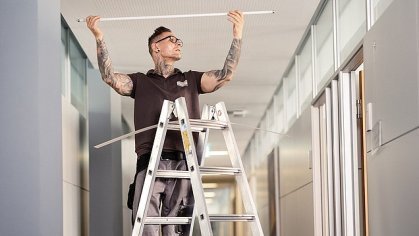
[96,38,132,95]
[96,38,114,85]
[206,38,242,91]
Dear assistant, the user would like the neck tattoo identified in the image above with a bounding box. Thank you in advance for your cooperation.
[155,59,175,78]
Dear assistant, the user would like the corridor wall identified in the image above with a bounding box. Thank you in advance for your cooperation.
[364,0,419,235]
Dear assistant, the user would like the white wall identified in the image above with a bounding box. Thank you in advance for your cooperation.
[278,108,314,236]
[121,138,136,236]
[62,100,89,236]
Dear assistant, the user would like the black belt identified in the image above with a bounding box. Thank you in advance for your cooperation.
[136,151,185,173]
[160,151,185,161]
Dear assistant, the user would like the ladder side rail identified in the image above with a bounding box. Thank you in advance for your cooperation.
[132,100,174,236]
[175,97,213,236]
[189,104,212,236]
[215,101,264,236]
[195,104,212,165]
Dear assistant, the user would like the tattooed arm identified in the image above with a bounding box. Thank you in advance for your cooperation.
[86,16,133,96]
[201,11,244,93]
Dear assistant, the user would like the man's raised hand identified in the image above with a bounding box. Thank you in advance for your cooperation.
[227,10,244,39]
[86,15,103,40]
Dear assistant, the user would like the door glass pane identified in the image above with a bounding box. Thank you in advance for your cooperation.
[315,1,334,91]
[338,0,366,61]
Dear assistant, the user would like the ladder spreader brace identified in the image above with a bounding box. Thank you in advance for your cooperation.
[132,97,264,236]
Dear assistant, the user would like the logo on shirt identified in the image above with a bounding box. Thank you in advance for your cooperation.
[177,80,188,87]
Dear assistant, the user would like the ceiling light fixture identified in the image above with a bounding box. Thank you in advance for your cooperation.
[205,150,229,157]
[77,10,276,22]
[202,183,219,189]
[227,109,248,117]
[204,192,216,198]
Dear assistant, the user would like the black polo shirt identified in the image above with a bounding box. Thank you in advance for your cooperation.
[128,69,205,157]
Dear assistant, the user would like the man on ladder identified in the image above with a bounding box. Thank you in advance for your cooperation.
[86,10,244,235]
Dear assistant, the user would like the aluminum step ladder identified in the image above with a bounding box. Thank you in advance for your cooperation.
[132,97,264,236]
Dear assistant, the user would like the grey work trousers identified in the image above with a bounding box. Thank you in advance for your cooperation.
[132,158,193,236]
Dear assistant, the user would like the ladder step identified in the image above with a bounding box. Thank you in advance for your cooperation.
[209,214,256,222]
[144,217,191,224]
[143,214,255,224]
[156,167,241,178]
[155,170,190,178]
[167,119,228,131]
[200,167,242,175]
[189,119,228,129]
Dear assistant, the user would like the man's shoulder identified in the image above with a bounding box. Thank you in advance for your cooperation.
[171,69,202,80]
[183,70,204,78]
[128,71,147,79]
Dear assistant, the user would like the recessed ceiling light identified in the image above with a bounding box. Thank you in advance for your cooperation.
[205,150,229,157]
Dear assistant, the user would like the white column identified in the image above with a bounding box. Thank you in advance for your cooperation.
[0,0,62,235]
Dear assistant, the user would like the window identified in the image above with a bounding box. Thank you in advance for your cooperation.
[275,84,285,133]
[372,0,394,22]
[61,21,88,117]
[69,36,87,117]
[285,63,297,125]
[298,34,313,110]
[61,24,67,97]
[315,1,334,91]
[338,0,366,61]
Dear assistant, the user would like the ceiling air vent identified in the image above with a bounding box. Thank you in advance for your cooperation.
[227,109,248,118]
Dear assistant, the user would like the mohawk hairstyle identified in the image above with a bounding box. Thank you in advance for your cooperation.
[148,26,172,55]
